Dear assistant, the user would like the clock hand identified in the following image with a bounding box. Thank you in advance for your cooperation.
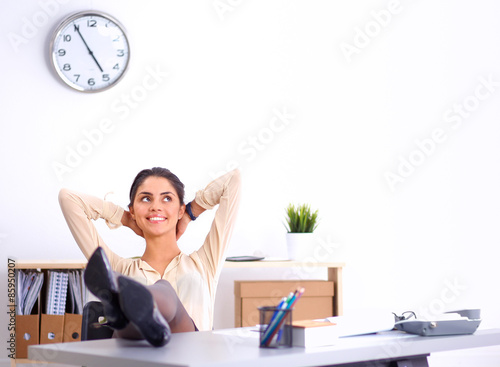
[74,24,103,73]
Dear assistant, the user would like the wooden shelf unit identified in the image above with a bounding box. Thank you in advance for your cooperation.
[12,260,87,365]
[15,260,87,269]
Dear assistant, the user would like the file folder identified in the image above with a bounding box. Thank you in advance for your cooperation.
[40,314,65,344]
[63,313,83,342]
[15,314,39,359]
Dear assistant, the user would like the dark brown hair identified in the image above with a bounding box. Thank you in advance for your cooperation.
[129,167,185,207]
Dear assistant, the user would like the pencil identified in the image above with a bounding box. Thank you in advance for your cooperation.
[260,288,305,346]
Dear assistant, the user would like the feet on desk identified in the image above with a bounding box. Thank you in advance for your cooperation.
[118,276,172,347]
[84,247,129,330]
[84,247,171,347]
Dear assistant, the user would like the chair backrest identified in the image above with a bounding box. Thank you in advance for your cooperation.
[81,301,114,341]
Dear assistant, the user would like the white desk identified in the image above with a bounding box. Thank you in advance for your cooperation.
[29,328,500,367]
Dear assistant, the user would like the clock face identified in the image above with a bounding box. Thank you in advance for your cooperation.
[50,12,130,92]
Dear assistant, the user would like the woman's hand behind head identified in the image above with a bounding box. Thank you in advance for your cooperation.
[122,210,145,238]
[176,212,191,241]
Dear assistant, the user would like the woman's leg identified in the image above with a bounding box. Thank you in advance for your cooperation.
[115,278,195,342]
[114,276,171,346]
[147,280,197,333]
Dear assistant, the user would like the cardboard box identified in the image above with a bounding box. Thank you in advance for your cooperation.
[15,314,40,359]
[292,320,338,348]
[235,280,334,327]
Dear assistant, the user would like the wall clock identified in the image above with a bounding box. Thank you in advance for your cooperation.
[50,11,130,92]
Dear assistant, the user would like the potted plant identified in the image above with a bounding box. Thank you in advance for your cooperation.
[284,204,319,260]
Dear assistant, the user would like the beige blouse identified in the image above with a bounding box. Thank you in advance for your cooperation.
[58,169,241,331]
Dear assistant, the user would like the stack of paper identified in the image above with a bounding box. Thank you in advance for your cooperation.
[325,310,395,337]
[16,269,88,316]
[67,270,86,314]
[16,270,44,315]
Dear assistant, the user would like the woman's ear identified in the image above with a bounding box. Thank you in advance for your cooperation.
[129,205,135,219]
[178,204,186,220]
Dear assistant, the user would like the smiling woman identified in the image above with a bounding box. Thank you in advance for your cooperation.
[58,168,241,346]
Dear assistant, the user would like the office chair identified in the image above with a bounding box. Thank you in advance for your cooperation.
[81,301,114,341]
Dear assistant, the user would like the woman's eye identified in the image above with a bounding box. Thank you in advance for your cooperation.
[141,197,150,202]
[163,196,171,202]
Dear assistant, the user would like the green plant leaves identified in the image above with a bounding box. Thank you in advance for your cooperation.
[284,204,319,233]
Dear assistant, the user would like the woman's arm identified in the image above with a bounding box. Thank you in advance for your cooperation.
[58,188,125,264]
[192,169,241,276]
[176,200,205,240]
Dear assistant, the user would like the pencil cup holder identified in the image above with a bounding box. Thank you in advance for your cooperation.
[258,306,293,348]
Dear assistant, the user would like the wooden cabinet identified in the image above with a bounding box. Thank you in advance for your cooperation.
[12,260,87,364]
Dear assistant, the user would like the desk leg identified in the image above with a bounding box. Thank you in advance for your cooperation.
[328,267,343,316]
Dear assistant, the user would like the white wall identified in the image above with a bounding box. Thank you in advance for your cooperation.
[1,0,500,365]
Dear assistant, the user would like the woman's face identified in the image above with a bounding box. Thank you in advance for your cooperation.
[129,176,185,238]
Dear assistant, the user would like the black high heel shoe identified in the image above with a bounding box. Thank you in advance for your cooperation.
[117,276,172,347]
[84,247,129,330]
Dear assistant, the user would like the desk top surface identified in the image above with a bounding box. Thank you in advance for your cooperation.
[29,328,500,367]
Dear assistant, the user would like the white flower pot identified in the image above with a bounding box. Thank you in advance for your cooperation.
[286,232,315,260]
